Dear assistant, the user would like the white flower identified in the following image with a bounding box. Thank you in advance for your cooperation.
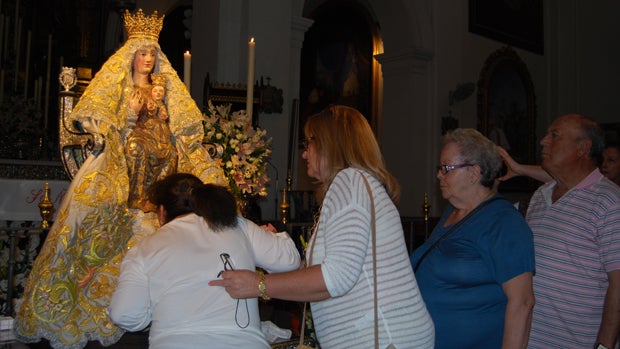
[203,101,272,199]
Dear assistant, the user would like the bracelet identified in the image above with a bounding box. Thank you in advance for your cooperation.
[257,270,271,301]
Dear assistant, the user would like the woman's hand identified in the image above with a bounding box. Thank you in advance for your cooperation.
[209,270,260,299]
[260,223,277,233]
[497,146,522,181]
[497,146,552,183]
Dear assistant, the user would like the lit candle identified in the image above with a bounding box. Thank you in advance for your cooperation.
[246,37,255,118]
[183,50,191,92]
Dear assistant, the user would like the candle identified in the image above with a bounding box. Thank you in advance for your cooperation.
[183,50,191,92]
[24,30,31,98]
[246,37,255,118]
[44,34,51,129]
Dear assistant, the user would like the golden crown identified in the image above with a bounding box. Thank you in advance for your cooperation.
[124,9,164,41]
[151,73,167,87]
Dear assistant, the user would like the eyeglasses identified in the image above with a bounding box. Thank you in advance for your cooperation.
[301,136,315,151]
[219,253,235,273]
[217,253,249,328]
[436,164,473,175]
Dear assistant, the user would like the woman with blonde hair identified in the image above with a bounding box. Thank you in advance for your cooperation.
[211,105,434,349]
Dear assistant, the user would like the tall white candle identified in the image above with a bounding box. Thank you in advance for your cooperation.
[246,37,255,118]
[24,30,31,98]
[44,34,51,129]
[183,51,191,92]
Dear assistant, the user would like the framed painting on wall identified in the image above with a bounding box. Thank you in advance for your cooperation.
[469,0,544,55]
[477,46,539,192]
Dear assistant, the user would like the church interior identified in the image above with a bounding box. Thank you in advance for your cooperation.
[1,0,619,347]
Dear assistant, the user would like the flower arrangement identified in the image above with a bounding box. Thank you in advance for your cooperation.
[203,101,272,199]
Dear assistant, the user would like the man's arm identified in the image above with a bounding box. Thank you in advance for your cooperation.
[596,269,620,348]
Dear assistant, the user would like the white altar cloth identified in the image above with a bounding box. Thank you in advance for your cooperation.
[0,179,69,221]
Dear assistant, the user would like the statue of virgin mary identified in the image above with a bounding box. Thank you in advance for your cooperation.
[14,9,226,348]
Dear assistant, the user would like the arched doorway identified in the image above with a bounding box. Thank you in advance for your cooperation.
[300,0,382,133]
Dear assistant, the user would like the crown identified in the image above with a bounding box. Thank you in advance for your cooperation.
[124,9,164,41]
[151,73,167,87]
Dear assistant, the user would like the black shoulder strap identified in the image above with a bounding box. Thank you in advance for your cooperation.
[413,196,504,273]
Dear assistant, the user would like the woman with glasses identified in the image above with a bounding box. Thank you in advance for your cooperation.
[410,128,535,349]
[211,105,435,348]
[108,173,300,349]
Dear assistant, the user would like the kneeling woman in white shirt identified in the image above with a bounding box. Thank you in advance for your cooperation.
[108,173,301,349]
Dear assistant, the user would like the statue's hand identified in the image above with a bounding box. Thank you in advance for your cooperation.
[91,133,105,157]
[129,90,145,114]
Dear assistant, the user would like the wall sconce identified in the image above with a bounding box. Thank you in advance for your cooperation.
[259,76,283,114]
[441,82,475,134]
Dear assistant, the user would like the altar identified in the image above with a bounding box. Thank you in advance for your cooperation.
[0,177,68,221]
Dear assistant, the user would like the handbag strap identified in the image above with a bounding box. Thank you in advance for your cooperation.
[413,196,503,273]
[301,171,380,349]
[360,173,379,349]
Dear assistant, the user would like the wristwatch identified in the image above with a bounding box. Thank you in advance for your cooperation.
[257,270,271,301]
[594,343,609,349]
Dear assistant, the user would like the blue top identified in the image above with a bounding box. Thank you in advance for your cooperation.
[410,195,535,349]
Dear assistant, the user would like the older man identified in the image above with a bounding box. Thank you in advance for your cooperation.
[526,114,620,349]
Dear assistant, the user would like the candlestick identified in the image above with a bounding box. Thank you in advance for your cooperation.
[183,50,191,92]
[287,98,299,175]
[38,182,54,229]
[13,0,19,49]
[0,69,4,105]
[246,37,255,118]
[44,34,51,130]
[0,15,4,67]
[36,76,42,109]
[3,18,8,61]
[24,30,30,98]
[14,17,21,92]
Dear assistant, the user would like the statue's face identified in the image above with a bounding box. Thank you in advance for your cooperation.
[133,46,157,74]
[151,85,165,101]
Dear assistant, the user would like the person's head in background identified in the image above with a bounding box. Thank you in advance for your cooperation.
[439,128,503,201]
[147,173,238,230]
[539,114,604,178]
[301,104,400,203]
[601,142,620,186]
